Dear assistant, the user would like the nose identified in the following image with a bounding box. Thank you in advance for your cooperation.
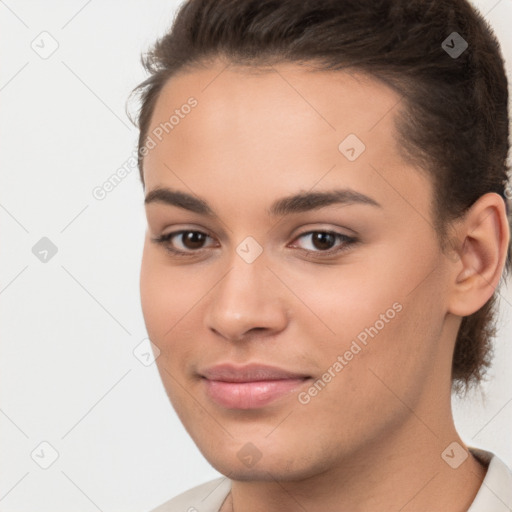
[204,253,289,342]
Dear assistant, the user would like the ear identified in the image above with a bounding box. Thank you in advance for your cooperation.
[447,192,510,317]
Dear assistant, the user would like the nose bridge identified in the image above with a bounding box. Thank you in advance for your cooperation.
[219,233,271,299]
[214,247,272,313]
[204,244,288,340]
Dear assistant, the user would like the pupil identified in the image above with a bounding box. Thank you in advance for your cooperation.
[313,232,335,250]
[184,232,205,249]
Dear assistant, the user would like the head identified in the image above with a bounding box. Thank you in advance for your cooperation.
[131,0,511,480]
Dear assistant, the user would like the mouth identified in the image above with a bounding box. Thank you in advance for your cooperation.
[199,363,312,409]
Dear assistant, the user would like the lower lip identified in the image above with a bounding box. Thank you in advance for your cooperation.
[203,378,309,409]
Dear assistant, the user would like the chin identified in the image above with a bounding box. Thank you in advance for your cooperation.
[196,441,327,483]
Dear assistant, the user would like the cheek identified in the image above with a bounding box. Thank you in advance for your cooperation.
[295,243,443,380]
[139,246,194,343]
[289,258,402,349]
[293,295,438,447]
[139,249,200,406]
[139,246,222,387]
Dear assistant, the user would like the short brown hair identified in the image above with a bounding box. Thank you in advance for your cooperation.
[128,0,511,393]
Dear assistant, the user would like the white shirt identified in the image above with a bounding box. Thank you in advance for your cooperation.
[150,448,512,512]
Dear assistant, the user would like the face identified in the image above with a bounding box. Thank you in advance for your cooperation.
[140,60,455,480]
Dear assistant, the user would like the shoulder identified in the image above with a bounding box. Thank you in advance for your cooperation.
[468,447,512,512]
[148,477,232,512]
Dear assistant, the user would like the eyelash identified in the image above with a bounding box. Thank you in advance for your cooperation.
[151,229,358,259]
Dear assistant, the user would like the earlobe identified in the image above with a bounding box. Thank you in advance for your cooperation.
[448,192,510,317]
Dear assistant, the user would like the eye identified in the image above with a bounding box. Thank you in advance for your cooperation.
[152,230,217,256]
[289,230,357,256]
[152,228,358,258]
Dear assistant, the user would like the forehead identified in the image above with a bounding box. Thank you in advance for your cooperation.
[146,61,402,162]
[143,60,432,221]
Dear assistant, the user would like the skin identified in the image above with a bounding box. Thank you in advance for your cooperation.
[139,58,509,512]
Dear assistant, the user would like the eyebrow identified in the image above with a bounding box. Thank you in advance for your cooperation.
[144,186,382,217]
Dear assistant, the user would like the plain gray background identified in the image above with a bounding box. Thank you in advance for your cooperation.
[1,1,511,510]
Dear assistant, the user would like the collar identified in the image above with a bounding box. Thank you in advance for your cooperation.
[467,447,512,511]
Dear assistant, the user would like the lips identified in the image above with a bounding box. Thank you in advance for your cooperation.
[201,363,310,382]
[199,363,311,409]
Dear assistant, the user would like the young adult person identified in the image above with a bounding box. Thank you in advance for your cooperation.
[130,0,512,510]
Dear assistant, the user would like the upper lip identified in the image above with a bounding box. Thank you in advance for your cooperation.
[200,363,310,382]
